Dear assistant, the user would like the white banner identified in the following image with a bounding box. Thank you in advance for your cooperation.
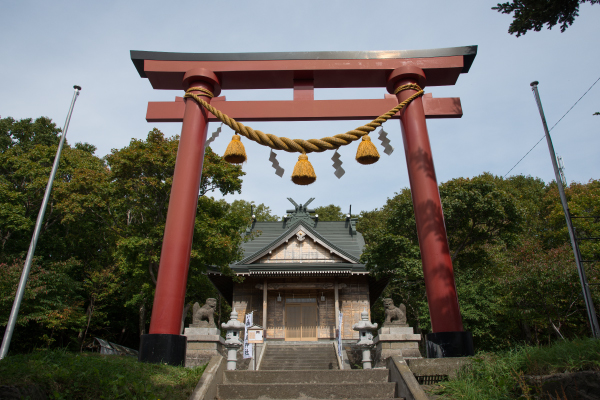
[243,312,253,359]
[337,310,343,358]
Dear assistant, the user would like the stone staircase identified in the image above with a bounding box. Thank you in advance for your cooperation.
[258,343,339,371]
[217,369,397,400]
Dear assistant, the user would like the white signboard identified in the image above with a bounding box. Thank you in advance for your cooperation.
[337,310,343,358]
[248,329,263,343]
[243,312,253,359]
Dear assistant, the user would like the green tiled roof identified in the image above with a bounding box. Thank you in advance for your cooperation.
[209,199,388,304]
[228,198,367,274]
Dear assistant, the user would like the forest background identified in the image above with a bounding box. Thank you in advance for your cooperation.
[1,116,598,354]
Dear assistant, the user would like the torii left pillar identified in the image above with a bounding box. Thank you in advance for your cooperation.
[139,69,221,366]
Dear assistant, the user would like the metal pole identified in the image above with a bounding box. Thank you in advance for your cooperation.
[530,81,600,338]
[0,85,82,359]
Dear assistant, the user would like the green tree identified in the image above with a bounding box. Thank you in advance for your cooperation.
[500,239,588,342]
[314,204,345,221]
[313,204,358,221]
[0,258,83,351]
[0,120,254,352]
[359,173,525,349]
[0,117,111,351]
[228,200,279,222]
[493,0,599,36]
[105,129,248,337]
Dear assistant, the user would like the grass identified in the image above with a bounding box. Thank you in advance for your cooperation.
[0,349,206,400]
[434,338,600,400]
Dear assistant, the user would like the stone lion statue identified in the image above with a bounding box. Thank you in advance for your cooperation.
[192,298,217,327]
[382,298,407,326]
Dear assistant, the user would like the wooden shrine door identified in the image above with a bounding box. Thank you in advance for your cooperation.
[285,301,317,341]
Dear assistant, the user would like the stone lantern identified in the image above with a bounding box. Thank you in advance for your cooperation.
[221,308,245,370]
[352,309,378,369]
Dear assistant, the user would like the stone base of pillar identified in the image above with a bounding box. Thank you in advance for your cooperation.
[426,331,474,358]
[138,334,187,366]
[374,326,422,367]
[183,327,225,367]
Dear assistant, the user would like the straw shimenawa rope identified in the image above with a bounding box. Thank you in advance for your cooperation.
[183,84,424,154]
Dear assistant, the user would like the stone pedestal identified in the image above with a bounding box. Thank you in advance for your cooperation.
[183,326,225,367]
[374,325,422,367]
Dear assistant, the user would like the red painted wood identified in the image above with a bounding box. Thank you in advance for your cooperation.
[143,56,464,90]
[145,97,462,122]
[389,67,464,333]
[293,80,314,101]
[148,70,219,335]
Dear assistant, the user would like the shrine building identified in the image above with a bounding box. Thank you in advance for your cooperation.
[208,198,389,341]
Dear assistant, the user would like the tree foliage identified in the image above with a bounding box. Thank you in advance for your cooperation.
[358,173,600,350]
[2,116,599,353]
[314,204,345,221]
[0,118,255,352]
[493,0,599,36]
[229,200,279,222]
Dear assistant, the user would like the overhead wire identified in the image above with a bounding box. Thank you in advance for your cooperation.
[504,76,600,178]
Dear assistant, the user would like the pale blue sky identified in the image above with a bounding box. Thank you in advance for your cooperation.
[1,0,599,215]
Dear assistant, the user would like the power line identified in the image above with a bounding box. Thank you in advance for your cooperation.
[504,76,600,178]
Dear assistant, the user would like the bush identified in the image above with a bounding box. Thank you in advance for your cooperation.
[435,338,600,399]
[0,349,206,399]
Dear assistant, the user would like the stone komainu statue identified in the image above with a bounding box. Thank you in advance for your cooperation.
[382,298,407,326]
[192,298,217,327]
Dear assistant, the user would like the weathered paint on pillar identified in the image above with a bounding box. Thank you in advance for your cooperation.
[387,66,463,333]
[149,69,221,335]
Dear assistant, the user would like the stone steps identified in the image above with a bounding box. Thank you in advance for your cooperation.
[217,382,396,400]
[259,344,339,371]
[259,363,338,370]
[224,369,389,384]
[217,364,398,400]
[216,345,398,400]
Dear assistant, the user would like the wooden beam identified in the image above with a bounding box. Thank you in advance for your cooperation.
[256,283,346,290]
[146,96,462,123]
[262,280,267,332]
[141,55,465,90]
[334,281,340,333]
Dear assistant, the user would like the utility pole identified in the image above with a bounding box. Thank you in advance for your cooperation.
[0,86,82,359]
[530,81,599,338]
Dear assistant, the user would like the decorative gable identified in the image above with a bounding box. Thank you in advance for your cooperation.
[256,229,346,264]
[242,223,358,265]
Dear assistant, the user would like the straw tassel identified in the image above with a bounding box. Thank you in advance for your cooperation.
[355,135,380,165]
[223,134,247,164]
[291,154,316,185]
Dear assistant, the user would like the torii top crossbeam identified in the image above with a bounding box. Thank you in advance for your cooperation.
[131,46,478,365]
[131,46,476,122]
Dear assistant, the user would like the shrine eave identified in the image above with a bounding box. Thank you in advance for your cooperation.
[205,266,388,305]
[229,263,368,276]
[130,46,477,90]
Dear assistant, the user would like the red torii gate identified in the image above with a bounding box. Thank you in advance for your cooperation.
[131,46,477,365]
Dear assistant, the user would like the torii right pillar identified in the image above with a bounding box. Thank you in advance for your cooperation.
[388,66,474,358]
